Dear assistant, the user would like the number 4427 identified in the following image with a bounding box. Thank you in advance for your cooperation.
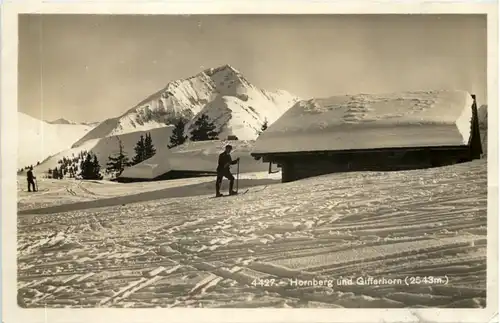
[251,278,278,287]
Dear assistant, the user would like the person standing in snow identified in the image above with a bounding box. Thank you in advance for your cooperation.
[26,167,37,192]
[215,145,240,197]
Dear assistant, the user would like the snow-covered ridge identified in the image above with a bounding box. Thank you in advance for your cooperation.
[18,112,95,168]
[72,64,299,148]
[47,118,99,127]
[253,90,476,154]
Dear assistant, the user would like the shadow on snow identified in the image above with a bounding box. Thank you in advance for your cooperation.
[18,178,280,215]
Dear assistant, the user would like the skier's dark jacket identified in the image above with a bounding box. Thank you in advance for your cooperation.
[27,170,34,181]
[217,152,237,172]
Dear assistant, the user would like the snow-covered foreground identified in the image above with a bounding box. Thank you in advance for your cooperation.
[17,160,486,308]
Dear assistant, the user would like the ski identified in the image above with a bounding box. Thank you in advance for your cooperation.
[20,189,49,193]
[211,189,249,198]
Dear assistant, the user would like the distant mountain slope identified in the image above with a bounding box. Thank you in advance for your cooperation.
[33,126,174,174]
[72,64,299,148]
[47,118,100,127]
[47,118,76,125]
[18,112,94,168]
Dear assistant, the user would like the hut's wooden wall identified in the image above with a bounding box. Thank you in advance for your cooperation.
[275,147,472,183]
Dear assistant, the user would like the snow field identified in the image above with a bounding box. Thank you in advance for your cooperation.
[17,171,280,213]
[17,159,486,308]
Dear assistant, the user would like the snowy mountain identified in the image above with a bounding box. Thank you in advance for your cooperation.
[18,112,95,168]
[72,64,299,148]
[29,65,299,175]
[81,121,101,127]
[47,118,100,127]
[47,118,77,125]
[184,65,299,140]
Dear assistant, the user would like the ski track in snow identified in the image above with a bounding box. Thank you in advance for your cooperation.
[17,160,487,308]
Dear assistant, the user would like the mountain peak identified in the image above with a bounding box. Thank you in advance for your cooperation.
[203,64,241,76]
[48,118,76,125]
[72,64,299,147]
[201,64,252,92]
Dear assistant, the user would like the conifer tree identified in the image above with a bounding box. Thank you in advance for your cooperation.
[79,154,93,179]
[79,152,102,180]
[189,114,219,141]
[144,132,156,159]
[52,167,59,179]
[132,135,146,165]
[106,139,130,177]
[92,154,102,179]
[168,118,188,149]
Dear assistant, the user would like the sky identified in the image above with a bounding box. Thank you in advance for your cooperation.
[19,14,487,123]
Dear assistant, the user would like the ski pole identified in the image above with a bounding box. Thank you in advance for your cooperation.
[236,159,240,193]
[35,178,38,192]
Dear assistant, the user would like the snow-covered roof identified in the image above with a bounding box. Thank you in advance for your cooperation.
[252,90,475,155]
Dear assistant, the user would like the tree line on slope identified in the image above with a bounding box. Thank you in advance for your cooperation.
[167,113,269,149]
[39,133,157,180]
[18,161,41,174]
[105,132,156,178]
[29,113,270,181]
[48,151,89,179]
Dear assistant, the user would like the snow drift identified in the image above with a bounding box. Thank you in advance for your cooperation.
[119,140,268,180]
[18,112,95,168]
[73,64,299,147]
[253,90,476,154]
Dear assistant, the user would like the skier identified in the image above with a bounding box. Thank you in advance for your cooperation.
[215,144,240,197]
[26,167,37,192]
